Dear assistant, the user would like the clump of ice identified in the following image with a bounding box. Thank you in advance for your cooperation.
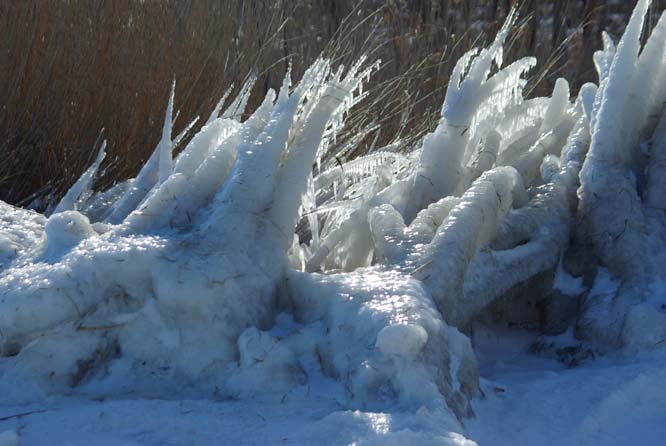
[42,211,96,261]
[0,54,480,417]
[376,324,428,359]
[2,3,666,434]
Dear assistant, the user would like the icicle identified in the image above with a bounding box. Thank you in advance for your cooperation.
[173,118,241,178]
[173,116,200,148]
[314,152,410,191]
[540,78,570,135]
[107,83,178,224]
[305,208,367,272]
[122,173,187,234]
[593,32,617,83]
[158,80,176,185]
[52,141,107,215]
[170,89,277,229]
[221,72,257,121]
[203,65,303,237]
[578,83,597,121]
[206,84,234,125]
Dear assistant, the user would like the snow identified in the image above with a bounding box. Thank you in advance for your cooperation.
[375,324,429,359]
[468,329,666,446]
[2,326,665,445]
[0,397,471,446]
[0,430,19,446]
[553,259,585,296]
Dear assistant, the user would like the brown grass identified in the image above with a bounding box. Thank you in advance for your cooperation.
[0,0,663,207]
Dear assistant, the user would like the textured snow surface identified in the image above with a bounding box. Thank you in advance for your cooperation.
[1,329,664,445]
[466,332,666,446]
[0,398,470,446]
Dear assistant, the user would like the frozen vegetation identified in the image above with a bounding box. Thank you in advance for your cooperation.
[1,1,666,444]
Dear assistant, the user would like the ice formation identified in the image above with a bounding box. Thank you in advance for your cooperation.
[576,0,666,351]
[1,1,666,430]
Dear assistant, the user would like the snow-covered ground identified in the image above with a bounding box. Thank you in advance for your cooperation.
[2,329,664,445]
[469,329,666,446]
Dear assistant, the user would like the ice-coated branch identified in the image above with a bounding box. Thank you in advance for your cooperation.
[514,110,577,186]
[158,80,176,185]
[647,109,666,210]
[573,0,666,351]
[270,60,376,248]
[304,13,537,274]
[206,68,303,231]
[414,167,522,325]
[404,10,534,222]
[540,79,571,135]
[52,141,107,215]
[221,72,257,121]
[631,10,666,139]
[578,0,651,280]
[467,130,500,184]
[451,112,590,327]
[172,118,241,178]
[495,110,590,251]
[107,83,178,224]
[206,84,234,125]
[169,90,277,229]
